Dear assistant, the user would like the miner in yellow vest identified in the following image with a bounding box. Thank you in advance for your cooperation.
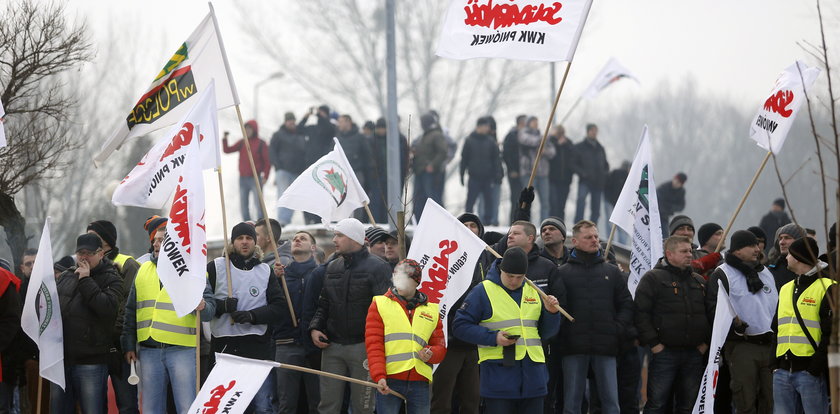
[452,247,561,413]
[365,259,446,413]
[120,224,215,413]
[774,237,836,414]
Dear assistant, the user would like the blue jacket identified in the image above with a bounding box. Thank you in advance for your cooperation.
[272,257,317,343]
[452,260,562,399]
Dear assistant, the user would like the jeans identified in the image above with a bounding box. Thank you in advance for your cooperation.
[773,369,828,414]
[465,177,494,225]
[276,169,297,224]
[562,354,619,414]
[644,348,704,414]
[138,346,196,414]
[275,343,319,413]
[375,379,429,414]
[239,176,264,222]
[413,171,444,220]
[483,397,544,414]
[250,374,275,414]
[318,342,374,414]
[534,176,550,223]
[50,363,109,414]
[0,382,16,414]
[109,355,138,414]
[575,181,603,224]
[549,180,571,223]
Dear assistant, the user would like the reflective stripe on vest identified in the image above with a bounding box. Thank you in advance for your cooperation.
[477,280,545,364]
[135,261,197,347]
[776,278,835,357]
[374,295,439,382]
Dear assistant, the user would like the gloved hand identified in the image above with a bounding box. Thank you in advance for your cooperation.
[518,186,535,206]
[215,297,238,314]
[231,310,255,324]
[732,317,749,335]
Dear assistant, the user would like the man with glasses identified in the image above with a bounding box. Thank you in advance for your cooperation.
[52,234,123,414]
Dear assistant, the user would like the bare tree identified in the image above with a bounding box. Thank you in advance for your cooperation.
[0,0,93,269]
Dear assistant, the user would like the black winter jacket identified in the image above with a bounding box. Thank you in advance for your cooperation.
[634,259,710,348]
[460,131,503,183]
[554,249,633,356]
[572,138,610,189]
[768,256,797,292]
[56,259,123,364]
[337,125,374,187]
[656,182,686,219]
[301,115,336,165]
[502,127,520,178]
[548,136,574,186]
[272,258,318,343]
[270,124,307,174]
[309,248,391,344]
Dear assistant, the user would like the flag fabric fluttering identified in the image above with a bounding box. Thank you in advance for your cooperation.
[157,132,208,317]
[94,5,237,165]
[188,353,276,414]
[408,199,489,346]
[277,138,369,224]
[581,57,639,99]
[112,81,220,209]
[749,60,820,155]
[21,217,65,389]
[692,280,736,414]
[435,0,593,62]
[608,125,663,297]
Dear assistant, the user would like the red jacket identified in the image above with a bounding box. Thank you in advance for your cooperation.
[223,120,271,180]
[365,289,446,383]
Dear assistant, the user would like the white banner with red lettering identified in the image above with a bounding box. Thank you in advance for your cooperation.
[111,80,221,209]
[188,353,275,414]
[408,199,487,346]
[158,132,207,317]
[692,281,736,414]
[749,61,820,154]
[436,0,593,62]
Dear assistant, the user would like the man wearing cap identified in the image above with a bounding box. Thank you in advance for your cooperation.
[691,222,726,277]
[270,111,308,225]
[208,222,285,413]
[668,215,703,259]
[412,113,448,219]
[460,116,503,226]
[759,198,792,254]
[122,225,215,413]
[223,120,271,222]
[365,259,446,413]
[369,118,410,224]
[86,219,140,413]
[453,247,561,413]
[310,218,392,414]
[767,223,807,291]
[52,234,123,414]
[366,226,399,268]
[138,216,168,264]
[774,237,835,413]
[707,230,778,414]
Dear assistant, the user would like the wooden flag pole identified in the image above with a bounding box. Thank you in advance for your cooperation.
[483,245,575,322]
[233,104,297,327]
[714,151,772,253]
[36,375,42,414]
[195,312,201,393]
[273,362,407,401]
[603,223,617,259]
[363,201,377,226]
[526,61,575,190]
[216,168,234,298]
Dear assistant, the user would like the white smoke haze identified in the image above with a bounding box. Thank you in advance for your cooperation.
[392,262,416,293]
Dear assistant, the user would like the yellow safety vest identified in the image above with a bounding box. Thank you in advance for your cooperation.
[478,280,545,364]
[374,295,439,382]
[135,261,197,347]
[776,277,836,357]
[113,253,133,272]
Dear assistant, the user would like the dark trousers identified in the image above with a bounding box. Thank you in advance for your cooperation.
[724,341,773,414]
[414,171,444,220]
[466,177,494,224]
[545,343,564,414]
[550,181,571,222]
[575,182,603,224]
[644,348,704,414]
[483,397,544,414]
[507,174,522,224]
[617,346,643,414]
[431,347,479,414]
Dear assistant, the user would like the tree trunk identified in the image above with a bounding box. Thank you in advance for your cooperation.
[0,192,28,272]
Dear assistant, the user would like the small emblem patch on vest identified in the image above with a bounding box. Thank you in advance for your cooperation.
[523,296,538,305]
[249,286,259,297]
[763,285,772,294]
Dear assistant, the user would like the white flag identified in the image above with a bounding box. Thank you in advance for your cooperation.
[609,125,663,297]
[749,61,820,154]
[692,280,736,414]
[435,0,593,62]
[0,98,7,148]
[94,5,237,165]
[581,57,639,99]
[408,199,488,346]
[188,353,275,414]
[21,217,65,390]
[112,81,220,209]
[277,138,369,224]
[157,132,208,317]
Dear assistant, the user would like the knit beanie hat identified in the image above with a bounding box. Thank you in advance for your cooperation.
[457,212,485,237]
[500,247,528,274]
[788,237,819,267]
[541,216,567,237]
[334,218,366,246]
[668,215,694,236]
[730,230,759,252]
[54,256,75,273]
[231,222,257,241]
[773,198,786,209]
[396,259,423,285]
[747,226,767,243]
[87,220,117,249]
[365,227,391,245]
[775,223,805,242]
[698,223,723,247]
[144,216,168,243]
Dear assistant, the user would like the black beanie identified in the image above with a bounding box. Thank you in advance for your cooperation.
[698,223,723,247]
[500,247,528,274]
[730,230,759,252]
[789,237,819,267]
[232,222,257,241]
[87,220,117,249]
[458,212,485,237]
[669,215,694,236]
[747,226,767,243]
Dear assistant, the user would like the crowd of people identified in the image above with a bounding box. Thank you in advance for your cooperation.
[0,109,836,414]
